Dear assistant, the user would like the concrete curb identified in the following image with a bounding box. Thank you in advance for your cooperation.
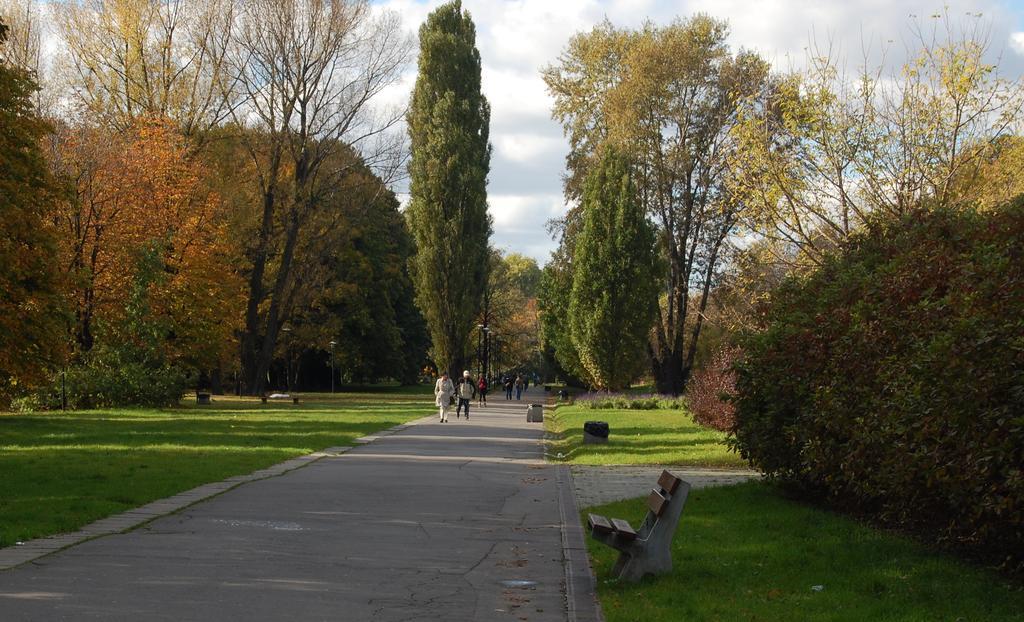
[557,465,605,622]
[0,416,432,572]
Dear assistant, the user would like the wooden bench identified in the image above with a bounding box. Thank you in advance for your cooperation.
[586,470,691,582]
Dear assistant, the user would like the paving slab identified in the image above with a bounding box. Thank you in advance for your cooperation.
[0,389,594,621]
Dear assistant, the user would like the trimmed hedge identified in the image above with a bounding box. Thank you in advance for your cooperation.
[731,202,1024,568]
[575,394,686,410]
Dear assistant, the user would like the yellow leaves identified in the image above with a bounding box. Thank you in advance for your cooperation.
[949,137,1024,212]
[53,0,229,133]
[729,11,1024,275]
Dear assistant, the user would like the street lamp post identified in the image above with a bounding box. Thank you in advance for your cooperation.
[329,340,338,393]
[281,326,292,391]
[476,324,485,378]
[491,334,499,383]
[482,325,490,384]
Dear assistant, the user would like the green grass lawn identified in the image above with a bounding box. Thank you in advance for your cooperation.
[585,481,1024,621]
[0,387,432,548]
[545,403,747,468]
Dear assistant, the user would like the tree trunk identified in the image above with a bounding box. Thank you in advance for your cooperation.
[250,207,301,395]
[450,353,474,381]
[76,302,94,352]
[249,149,311,390]
[650,282,688,395]
[210,367,224,395]
[651,347,685,395]
[680,236,724,393]
[241,182,278,395]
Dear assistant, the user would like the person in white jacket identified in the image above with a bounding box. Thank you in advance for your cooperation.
[455,370,476,419]
[434,372,455,423]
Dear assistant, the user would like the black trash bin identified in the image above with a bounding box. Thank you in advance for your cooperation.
[583,420,609,444]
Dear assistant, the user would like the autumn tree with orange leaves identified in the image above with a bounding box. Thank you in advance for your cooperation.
[2,1,423,403]
[50,119,243,374]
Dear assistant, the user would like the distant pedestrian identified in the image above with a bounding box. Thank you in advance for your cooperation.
[515,375,524,400]
[434,372,454,423]
[504,376,514,400]
[523,376,529,390]
[456,370,476,419]
[477,375,488,406]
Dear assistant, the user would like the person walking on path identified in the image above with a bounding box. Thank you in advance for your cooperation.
[455,370,476,419]
[504,376,514,400]
[515,375,524,400]
[434,372,455,423]
[477,375,487,407]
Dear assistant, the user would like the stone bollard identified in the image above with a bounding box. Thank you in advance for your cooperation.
[527,404,544,422]
[583,421,609,444]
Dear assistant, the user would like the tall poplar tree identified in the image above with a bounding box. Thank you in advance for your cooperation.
[569,147,659,391]
[407,0,492,377]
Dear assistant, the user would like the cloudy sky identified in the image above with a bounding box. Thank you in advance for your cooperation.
[374,0,1024,264]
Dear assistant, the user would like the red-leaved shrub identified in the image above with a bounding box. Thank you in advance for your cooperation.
[686,345,740,432]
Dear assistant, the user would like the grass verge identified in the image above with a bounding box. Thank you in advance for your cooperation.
[545,403,746,467]
[0,387,431,548]
[585,481,1024,621]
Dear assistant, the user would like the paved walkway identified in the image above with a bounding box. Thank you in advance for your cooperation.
[570,466,758,508]
[0,388,596,621]
[0,387,757,621]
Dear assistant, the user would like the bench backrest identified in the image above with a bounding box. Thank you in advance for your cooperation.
[658,470,682,494]
[638,470,688,538]
[647,489,668,516]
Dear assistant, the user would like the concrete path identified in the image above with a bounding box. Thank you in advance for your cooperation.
[570,466,758,508]
[0,389,595,621]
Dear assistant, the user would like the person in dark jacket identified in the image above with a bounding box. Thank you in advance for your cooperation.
[477,375,488,407]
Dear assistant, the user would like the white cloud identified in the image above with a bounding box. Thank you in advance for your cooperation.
[1011,32,1024,56]
[488,193,568,260]
[490,194,565,228]
[482,68,554,127]
[493,133,562,164]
